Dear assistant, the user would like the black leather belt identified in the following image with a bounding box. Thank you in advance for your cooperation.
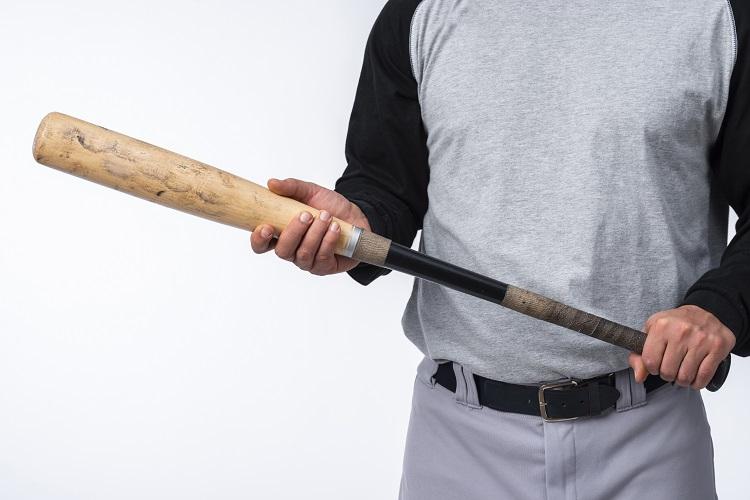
[433,362,669,421]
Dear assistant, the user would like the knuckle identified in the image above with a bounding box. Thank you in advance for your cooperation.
[646,312,662,324]
[660,368,677,381]
[709,336,725,351]
[676,373,693,386]
[641,353,659,369]
[693,379,708,391]
[698,366,715,380]
[673,324,691,340]
[727,338,736,352]
[728,333,737,348]
[642,357,657,372]
[296,249,312,262]
[692,330,708,345]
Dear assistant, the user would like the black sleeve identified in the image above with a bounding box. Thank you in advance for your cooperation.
[334,0,430,286]
[681,0,750,356]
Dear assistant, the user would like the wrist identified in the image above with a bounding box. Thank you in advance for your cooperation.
[348,202,372,232]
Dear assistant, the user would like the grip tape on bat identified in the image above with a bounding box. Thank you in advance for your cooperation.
[502,286,731,392]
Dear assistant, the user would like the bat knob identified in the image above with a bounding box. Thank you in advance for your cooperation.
[706,355,731,392]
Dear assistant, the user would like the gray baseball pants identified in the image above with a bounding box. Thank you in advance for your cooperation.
[399,357,717,500]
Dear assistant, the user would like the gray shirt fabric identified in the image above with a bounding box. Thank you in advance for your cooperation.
[402,0,734,383]
[336,0,743,384]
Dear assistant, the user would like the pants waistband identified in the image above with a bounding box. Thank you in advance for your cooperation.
[417,358,655,413]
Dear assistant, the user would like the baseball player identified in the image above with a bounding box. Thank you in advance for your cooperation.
[250,1,749,498]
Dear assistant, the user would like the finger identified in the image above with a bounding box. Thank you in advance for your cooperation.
[267,178,316,204]
[250,224,276,254]
[628,352,649,383]
[311,220,341,275]
[295,211,332,271]
[659,341,689,382]
[692,352,723,390]
[675,348,708,387]
[641,324,668,376]
[274,211,314,261]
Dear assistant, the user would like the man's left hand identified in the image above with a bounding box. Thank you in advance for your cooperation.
[628,305,735,390]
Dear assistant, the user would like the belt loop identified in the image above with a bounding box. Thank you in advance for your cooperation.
[452,362,482,409]
[418,357,439,387]
[615,367,647,412]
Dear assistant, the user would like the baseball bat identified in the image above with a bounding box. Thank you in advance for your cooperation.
[32,112,730,391]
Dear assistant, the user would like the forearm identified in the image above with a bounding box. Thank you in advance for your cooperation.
[335,0,430,286]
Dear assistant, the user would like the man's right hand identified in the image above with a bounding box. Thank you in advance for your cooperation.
[250,178,370,276]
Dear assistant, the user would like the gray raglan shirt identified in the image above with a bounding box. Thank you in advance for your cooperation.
[335,0,750,383]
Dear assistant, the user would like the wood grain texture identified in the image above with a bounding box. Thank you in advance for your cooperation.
[32,112,357,254]
[502,285,647,353]
[351,231,391,266]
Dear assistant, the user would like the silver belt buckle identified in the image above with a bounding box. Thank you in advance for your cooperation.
[538,379,580,422]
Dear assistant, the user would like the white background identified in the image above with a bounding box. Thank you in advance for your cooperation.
[0,1,747,499]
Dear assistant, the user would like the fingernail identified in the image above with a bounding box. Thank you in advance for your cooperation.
[300,212,312,223]
[320,211,331,222]
[261,227,272,239]
[330,222,340,232]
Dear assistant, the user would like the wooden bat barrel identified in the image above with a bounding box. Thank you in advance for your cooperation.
[32,112,359,255]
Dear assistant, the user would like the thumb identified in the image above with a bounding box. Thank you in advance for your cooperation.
[628,352,649,384]
[267,178,317,203]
